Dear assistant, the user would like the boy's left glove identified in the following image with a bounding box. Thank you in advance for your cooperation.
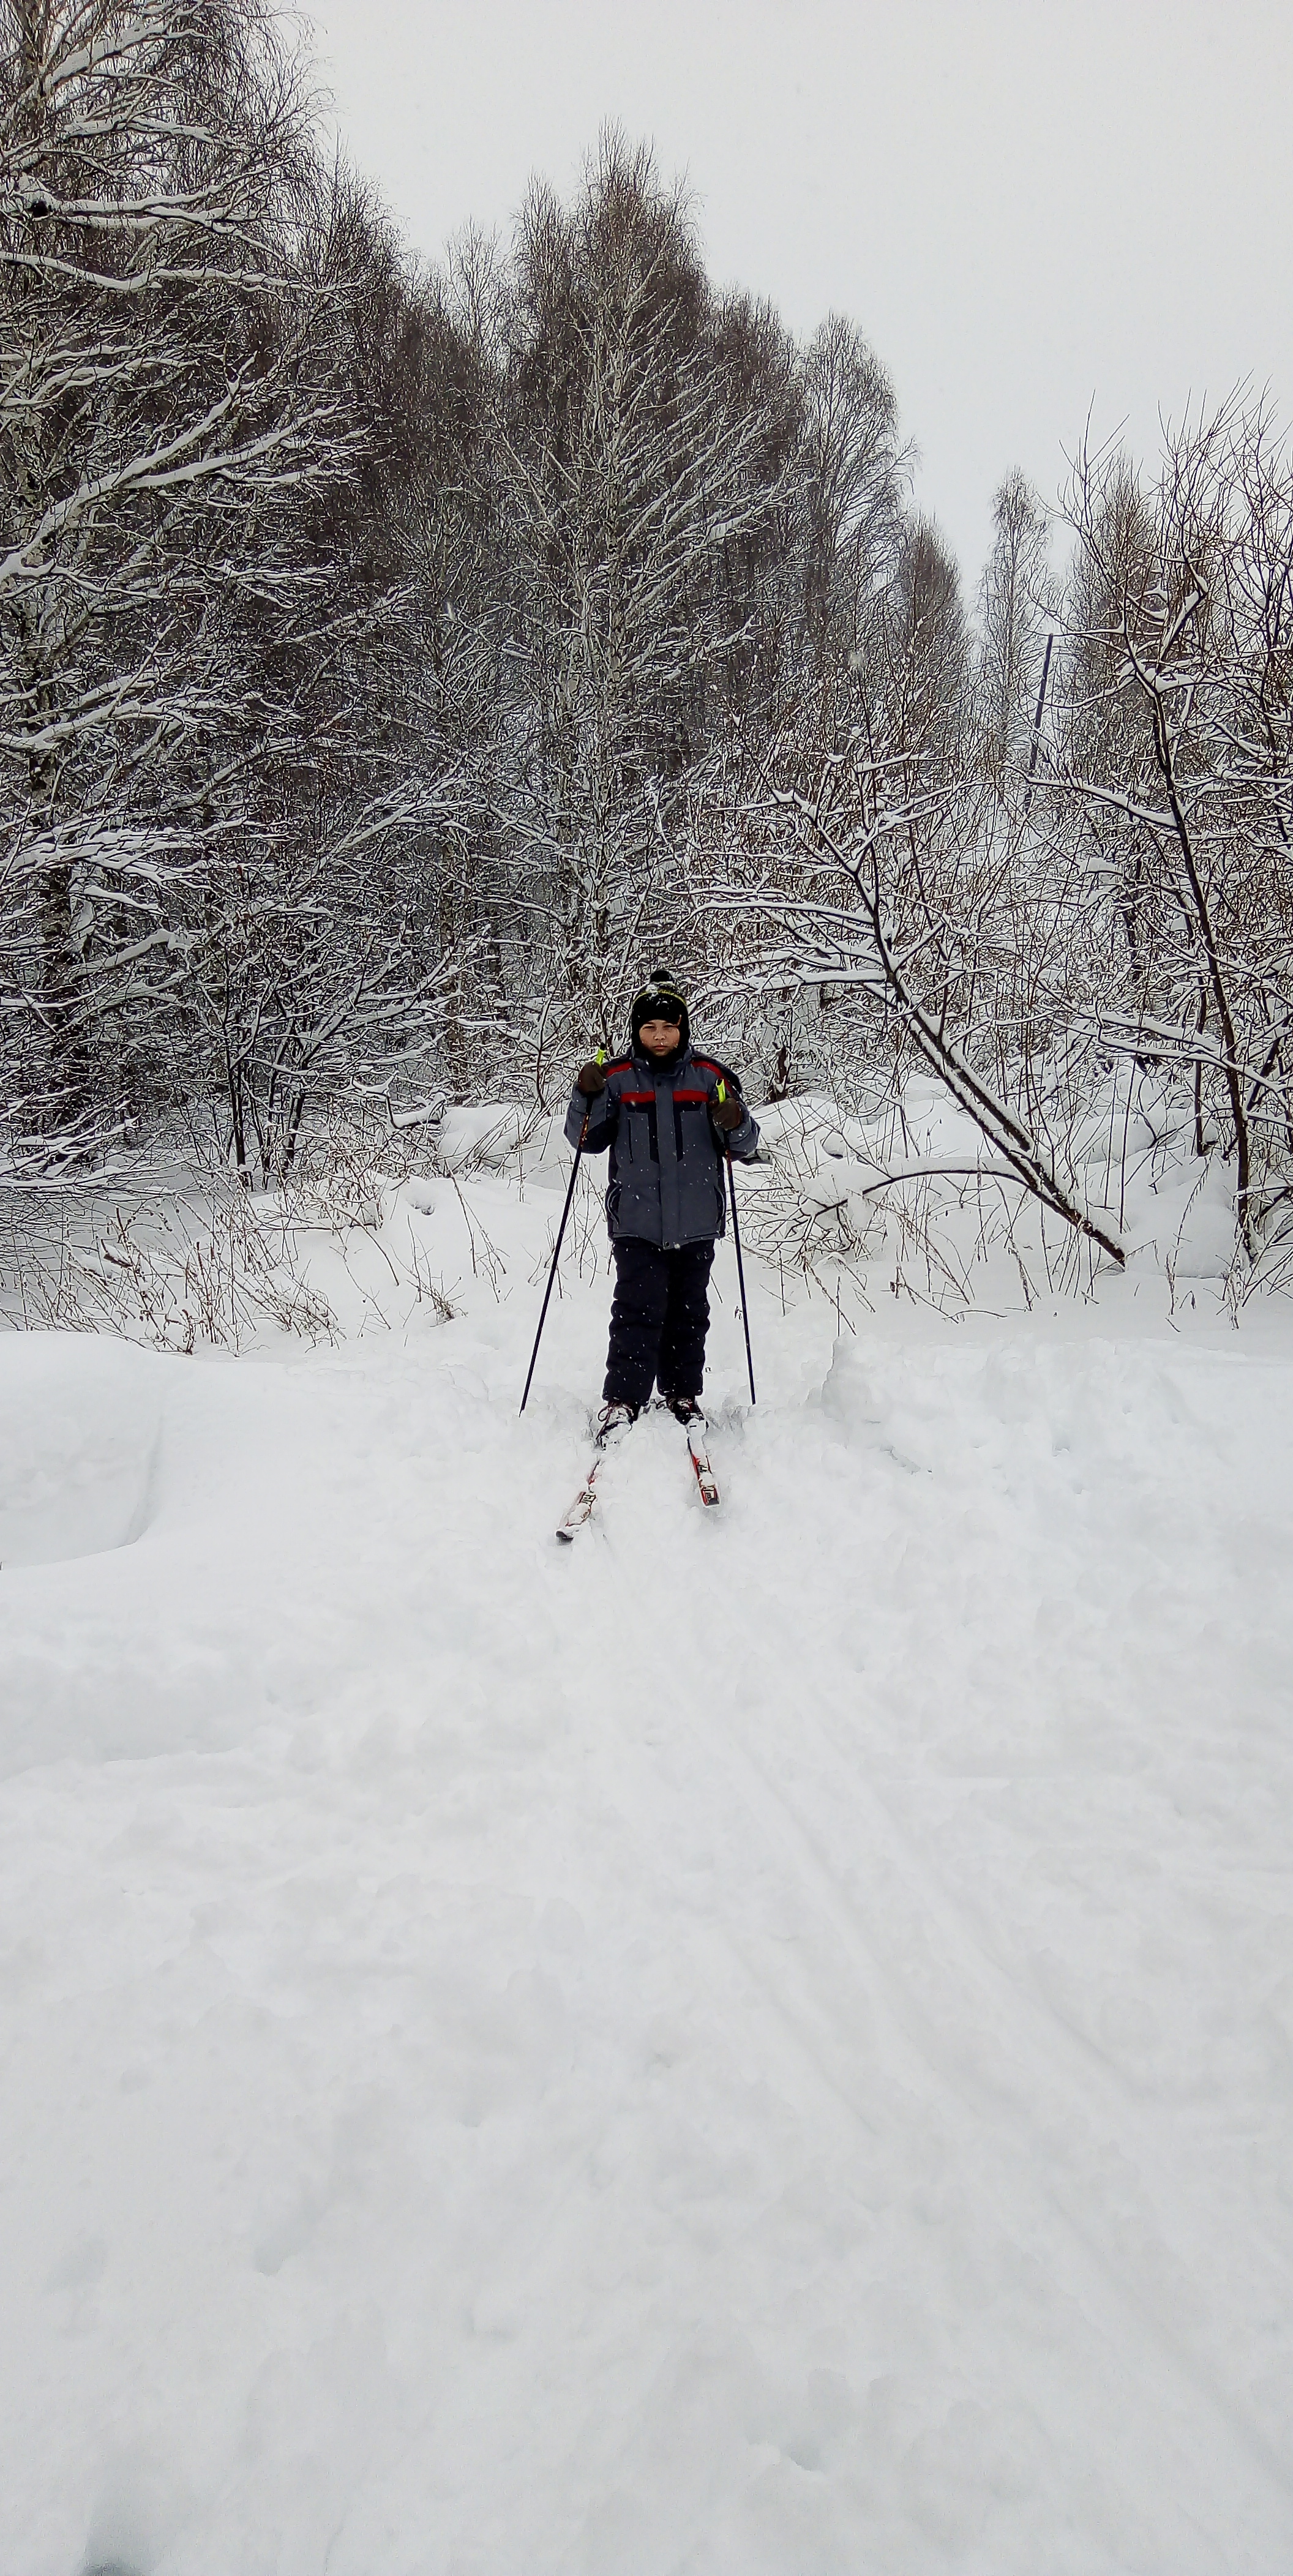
[712,1093,743,1133]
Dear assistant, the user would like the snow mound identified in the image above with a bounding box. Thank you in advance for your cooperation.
[436,1103,527,1169]
[1124,1158,1239,1281]
[0,1333,163,1569]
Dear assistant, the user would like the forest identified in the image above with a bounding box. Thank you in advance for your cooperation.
[3,0,1292,1293]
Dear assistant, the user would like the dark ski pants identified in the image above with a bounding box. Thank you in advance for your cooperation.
[603,1238,715,1409]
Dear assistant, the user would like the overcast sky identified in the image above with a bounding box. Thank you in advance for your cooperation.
[300,0,1292,585]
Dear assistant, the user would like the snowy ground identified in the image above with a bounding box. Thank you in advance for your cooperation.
[4,1121,1293,2574]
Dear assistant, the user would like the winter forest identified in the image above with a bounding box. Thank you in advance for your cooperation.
[7,6,1293,2571]
[4,0,1291,1296]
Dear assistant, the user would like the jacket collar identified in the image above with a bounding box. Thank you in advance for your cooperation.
[632,1042,692,1084]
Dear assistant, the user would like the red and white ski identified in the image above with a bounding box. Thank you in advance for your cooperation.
[683,1417,721,1508]
[555,1412,634,1541]
[555,1456,604,1541]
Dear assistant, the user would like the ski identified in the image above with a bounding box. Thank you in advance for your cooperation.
[555,1460,602,1540]
[683,1417,721,1509]
[555,1411,634,1542]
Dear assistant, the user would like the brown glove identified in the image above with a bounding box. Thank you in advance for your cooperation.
[712,1090,743,1132]
[576,1060,607,1097]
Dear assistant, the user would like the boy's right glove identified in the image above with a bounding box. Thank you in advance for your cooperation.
[576,1060,607,1096]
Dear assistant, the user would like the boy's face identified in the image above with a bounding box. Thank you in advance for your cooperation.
[639,1017,682,1057]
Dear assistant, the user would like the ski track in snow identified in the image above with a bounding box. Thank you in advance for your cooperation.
[2,1166,1293,2574]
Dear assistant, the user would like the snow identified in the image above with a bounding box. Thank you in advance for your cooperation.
[3,1140,1293,2573]
[433,1104,531,1171]
[1,1334,161,1570]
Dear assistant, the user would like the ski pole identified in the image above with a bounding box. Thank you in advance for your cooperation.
[520,1055,600,1414]
[718,1082,756,1406]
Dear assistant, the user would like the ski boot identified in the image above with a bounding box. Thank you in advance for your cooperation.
[662,1393,704,1426]
[594,1399,640,1447]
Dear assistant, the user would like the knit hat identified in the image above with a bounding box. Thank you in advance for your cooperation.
[631,970,690,1051]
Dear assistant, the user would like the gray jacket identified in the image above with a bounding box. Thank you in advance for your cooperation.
[565,1044,759,1248]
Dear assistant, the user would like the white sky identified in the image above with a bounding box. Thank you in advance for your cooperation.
[300,0,1293,585]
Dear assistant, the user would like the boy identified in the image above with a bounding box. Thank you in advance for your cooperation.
[565,970,760,1438]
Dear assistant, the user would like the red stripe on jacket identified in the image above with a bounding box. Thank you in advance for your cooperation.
[620,1087,710,1106]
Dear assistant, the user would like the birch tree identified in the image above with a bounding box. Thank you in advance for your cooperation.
[494,136,789,1041]
[796,312,908,690]
[1045,406,1293,1257]
[0,0,351,1169]
[976,469,1052,789]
